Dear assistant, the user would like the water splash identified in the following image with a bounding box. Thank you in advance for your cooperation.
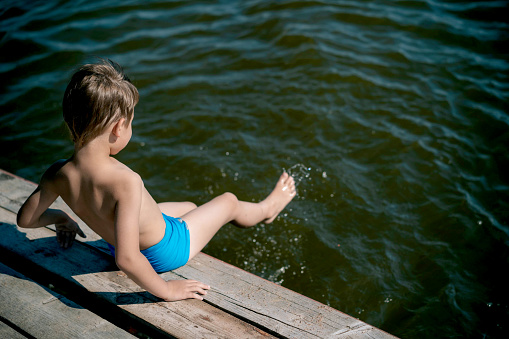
[284,163,311,187]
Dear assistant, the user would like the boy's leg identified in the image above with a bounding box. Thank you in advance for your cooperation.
[158,202,197,218]
[182,172,295,260]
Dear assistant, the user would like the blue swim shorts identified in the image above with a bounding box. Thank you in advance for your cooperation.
[108,213,190,273]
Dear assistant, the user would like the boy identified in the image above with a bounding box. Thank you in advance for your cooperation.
[16,59,296,302]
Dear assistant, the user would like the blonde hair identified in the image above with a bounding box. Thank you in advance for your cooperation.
[63,59,139,147]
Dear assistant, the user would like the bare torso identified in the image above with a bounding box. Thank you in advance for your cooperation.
[50,158,165,249]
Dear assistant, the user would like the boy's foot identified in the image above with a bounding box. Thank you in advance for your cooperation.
[263,172,296,224]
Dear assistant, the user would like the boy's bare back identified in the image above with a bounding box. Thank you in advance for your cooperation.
[44,155,166,250]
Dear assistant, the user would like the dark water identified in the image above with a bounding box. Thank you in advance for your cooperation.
[1,1,508,337]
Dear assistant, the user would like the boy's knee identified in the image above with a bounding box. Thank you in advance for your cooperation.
[220,192,238,207]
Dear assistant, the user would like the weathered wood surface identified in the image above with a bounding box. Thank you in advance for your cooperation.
[0,208,272,338]
[0,318,29,339]
[0,169,397,338]
[0,262,136,339]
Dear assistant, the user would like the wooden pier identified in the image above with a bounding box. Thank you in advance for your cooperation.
[0,169,396,338]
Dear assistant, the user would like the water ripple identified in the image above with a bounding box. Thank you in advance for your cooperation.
[1,1,508,337]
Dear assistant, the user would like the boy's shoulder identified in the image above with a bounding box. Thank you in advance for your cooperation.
[33,159,72,195]
[110,161,142,185]
[104,159,143,197]
[81,157,142,191]
[41,159,71,182]
[93,158,142,188]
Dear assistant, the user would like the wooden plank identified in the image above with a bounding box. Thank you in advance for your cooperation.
[0,318,29,339]
[170,255,381,338]
[0,169,397,338]
[0,207,273,338]
[0,262,136,339]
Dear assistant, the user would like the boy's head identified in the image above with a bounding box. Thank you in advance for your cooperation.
[63,59,139,147]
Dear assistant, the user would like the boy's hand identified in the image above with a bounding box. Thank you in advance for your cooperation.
[55,219,86,249]
[163,279,210,301]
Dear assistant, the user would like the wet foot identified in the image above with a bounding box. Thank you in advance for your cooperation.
[263,172,296,224]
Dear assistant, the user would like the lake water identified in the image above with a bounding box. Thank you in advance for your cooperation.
[1,1,508,337]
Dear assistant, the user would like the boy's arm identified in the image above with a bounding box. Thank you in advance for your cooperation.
[17,162,85,248]
[114,172,209,301]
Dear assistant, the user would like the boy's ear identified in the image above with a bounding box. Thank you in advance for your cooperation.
[112,118,126,137]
